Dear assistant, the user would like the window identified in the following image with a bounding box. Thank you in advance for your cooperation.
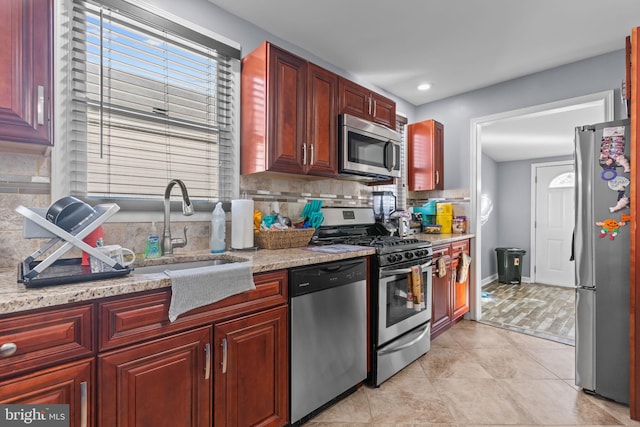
[549,172,575,189]
[55,0,241,206]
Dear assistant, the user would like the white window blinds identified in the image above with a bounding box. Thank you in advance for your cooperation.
[67,0,240,203]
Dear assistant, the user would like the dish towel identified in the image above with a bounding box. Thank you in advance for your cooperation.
[167,262,255,322]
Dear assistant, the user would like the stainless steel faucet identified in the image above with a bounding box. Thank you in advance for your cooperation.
[162,179,194,256]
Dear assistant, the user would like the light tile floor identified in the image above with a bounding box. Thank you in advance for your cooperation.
[304,320,638,426]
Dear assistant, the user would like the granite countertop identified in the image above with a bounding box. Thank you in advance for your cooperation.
[0,233,473,316]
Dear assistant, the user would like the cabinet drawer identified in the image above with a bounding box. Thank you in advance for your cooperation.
[98,269,288,351]
[0,304,94,379]
[432,244,451,262]
[451,240,470,260]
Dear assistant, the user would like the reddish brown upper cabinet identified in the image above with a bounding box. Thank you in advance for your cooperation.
[241,42,338,177]
[338,78,396,130]
[408,119,444,191]
[0,0,53,147]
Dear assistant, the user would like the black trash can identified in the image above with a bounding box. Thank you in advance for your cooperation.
[495,247,526,284]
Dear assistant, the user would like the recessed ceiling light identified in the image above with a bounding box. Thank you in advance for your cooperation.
[417,83,432,91]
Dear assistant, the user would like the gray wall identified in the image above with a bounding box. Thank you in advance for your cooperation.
[415,50,627,190]
[480,153,498,281]
[144,0,417,120]
[493,156,572,280]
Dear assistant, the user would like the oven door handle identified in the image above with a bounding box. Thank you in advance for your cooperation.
[378,323,430,356]
[380,260,432,278]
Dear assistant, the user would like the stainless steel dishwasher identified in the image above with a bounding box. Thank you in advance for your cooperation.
[289,258,367,425]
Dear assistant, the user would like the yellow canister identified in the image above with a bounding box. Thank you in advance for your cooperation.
[436,214,452,234]
[436,203,453,216]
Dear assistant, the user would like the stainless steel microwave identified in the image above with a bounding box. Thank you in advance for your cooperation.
[339,114,401,180]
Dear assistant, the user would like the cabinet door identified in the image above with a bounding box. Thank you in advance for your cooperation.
[267,45,307,174]
[338,78,370,120]
[214,306,288,427]
[370,92,396,129]
[98,327,211,427]
[338,78,396,129]
[306,63,338,177]
[408,119,444,191]
[0,358,94,427]
[431,245,452,338]
[451,240,470,320]
[0,0,52,146]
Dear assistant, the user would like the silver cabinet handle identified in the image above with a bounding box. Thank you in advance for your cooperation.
[80,381,87,427]
[37,86,45,125]
[435,170,440,185]
[0,343,17,357]
[204,343,211,380]
[221,338,227,374]
[302,143,307,165]
[373,99,377,117]
[368,96,372,115]
[310,144,315,166]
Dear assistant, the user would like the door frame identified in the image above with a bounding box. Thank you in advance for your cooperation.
[469,90,613,321]
[530,160,574,285]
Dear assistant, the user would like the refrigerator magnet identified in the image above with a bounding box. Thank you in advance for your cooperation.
[609,193,630,213]
[607,176,630,191]
[601,169,617,181]
[596,218,627,240]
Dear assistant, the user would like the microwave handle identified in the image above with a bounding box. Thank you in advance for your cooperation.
[384,141,397,172]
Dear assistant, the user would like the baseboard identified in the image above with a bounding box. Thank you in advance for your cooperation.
[481,274,532,286]
[481,274,498,287]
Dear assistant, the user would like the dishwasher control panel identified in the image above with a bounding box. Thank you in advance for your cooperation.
[288,258,366,298]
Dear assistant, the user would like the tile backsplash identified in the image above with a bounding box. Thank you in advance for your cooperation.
[0,152,378,268]
[1,151,473,270]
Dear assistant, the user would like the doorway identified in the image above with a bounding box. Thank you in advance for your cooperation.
[469,90,614,325]
[531,161,575,287]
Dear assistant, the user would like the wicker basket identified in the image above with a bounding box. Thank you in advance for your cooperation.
[255,228,315,249]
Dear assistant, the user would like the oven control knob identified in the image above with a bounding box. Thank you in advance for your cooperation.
[405,252,414,259]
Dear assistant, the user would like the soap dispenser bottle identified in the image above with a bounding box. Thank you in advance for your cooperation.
[144,221,162,259]
[211,202,226,253]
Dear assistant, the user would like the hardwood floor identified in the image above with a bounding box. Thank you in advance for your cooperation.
[480,281,575,345]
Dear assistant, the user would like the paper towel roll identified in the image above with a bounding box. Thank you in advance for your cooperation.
[231,199,254,249]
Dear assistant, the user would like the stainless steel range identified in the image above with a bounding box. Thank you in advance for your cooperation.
[313,208,433,386]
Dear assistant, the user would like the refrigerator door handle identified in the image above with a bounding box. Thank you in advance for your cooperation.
[570,230,575,261]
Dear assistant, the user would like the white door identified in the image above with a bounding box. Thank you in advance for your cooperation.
[534,162,575,286]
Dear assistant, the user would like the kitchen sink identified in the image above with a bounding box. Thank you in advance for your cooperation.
[133,257,245,275]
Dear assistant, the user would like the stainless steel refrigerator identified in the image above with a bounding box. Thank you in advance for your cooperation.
[574,118,630,404]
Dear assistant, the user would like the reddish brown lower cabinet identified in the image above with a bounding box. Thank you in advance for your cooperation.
[98,326,212,427]
[431,239,471,338]
[0,269,289,427]
[0,358,94,427]
[214,306,288,427]
[430,244,452,335]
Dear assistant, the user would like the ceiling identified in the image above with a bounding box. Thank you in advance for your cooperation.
[206,0,640,106]
[206,0,638,163]
[481,101,606,162]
